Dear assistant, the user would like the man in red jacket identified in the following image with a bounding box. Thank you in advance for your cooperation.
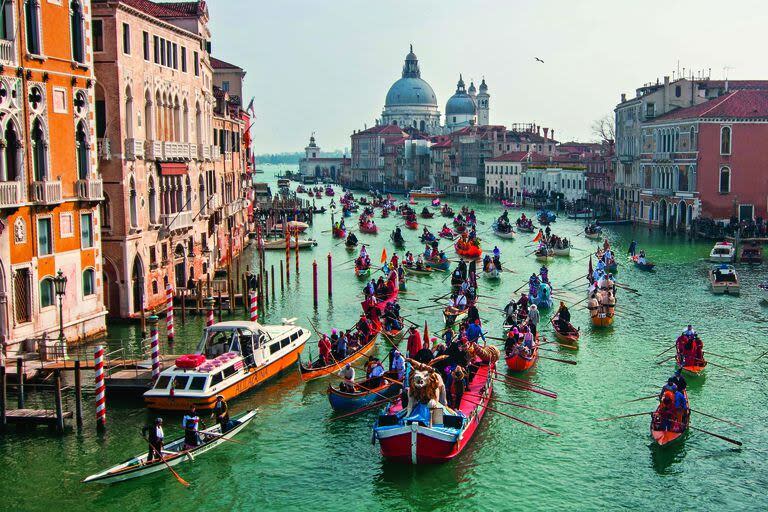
[406,327,422,358]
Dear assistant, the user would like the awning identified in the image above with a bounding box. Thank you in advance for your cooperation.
[159,162,188,176]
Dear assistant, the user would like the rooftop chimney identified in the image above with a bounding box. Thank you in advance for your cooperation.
[543,127,549,141]
[621,93,626,102]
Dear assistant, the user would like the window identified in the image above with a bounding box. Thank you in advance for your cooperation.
[142,31,149,60]
[0,1,13,41]
[154,376,171,389]
[210,372,223,386]
[172,43,178,69]
[25,0,42,55]
[13,268,31,323]
[172,376,189,390]
[83,268,95,296]
[719,166,731,194]
[160,39,166,65]
[181,46,187,72]
[100,194,111,229]
[75,120,88,178]
[31,118,47,181]
[81,212,93,248]
[194,51,199,76]
[40,277,54,307]
[153,35,159,63]
[121,22,130,54]
[37,217,52,255]
[189,376,207,391]
[720,126,731,155]
[222,81,230,92]
[645,102,655,118]
[71,1,86,63]
[675,85,681,98]
[92,20,103,52]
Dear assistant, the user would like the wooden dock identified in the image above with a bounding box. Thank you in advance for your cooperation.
[5,409,73,426]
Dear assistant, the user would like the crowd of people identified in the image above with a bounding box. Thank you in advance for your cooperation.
[653,368,689,433]
[675,324,705,368]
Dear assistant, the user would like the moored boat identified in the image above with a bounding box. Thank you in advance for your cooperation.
[261,238,317,250]
[739,243,763,264]
[82,409,258,484]
[709,241,735,263]
[409,186,445,199]
[709,264,740,295]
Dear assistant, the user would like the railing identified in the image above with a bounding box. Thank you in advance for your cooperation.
[161,209,194,231]
[124,138,145,160]
[198,144,211,161]
[163,141,189,160]
[30,180,63,204]
[0,39,15,65]
[189,143,198,161]
[0,180,23,208]
[224,198,242,217]
[212,146,222,161]
[76,178,104,201]
[145,140,164,160]
[97,138,111,161]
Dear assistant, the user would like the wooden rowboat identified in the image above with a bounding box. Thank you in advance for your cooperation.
[83,410,258,484]
[403,264,434,277]
[443,305,468,325]
[359,222,379,234]
[299,333,378,381]
[390,232,406,248]
[405,220,419,230]
[327,371,402,412]
[650,391,690,447]
[493,228,515,239]
[551,317,579,346]
[590,310,614,327]
[535,248,555,262]
[355,266,371,279]
[505,336,538,372]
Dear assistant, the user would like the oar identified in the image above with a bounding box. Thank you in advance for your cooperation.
[614,395,658,405]
[655,355,676,365]
[754,346,768,362]
[560,273,589,288]
[596,411,653,422]
[465,392,557,416]
[461,396,559,436]
[703,351,744,363]
[705,360,742,374]
[689,426,742,447]
[539,354,577,365]
[202,431,246,445]
[486,370,558,397]
[327,396,398,422]
[148,442,190,487]
[540,339,579,351]
[655,344,677,358]
[691,409,744,428]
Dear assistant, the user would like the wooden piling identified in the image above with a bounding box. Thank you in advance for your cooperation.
[53,370,64,434]
[280,260,285,292]
[180,289,186,323]
[217,289,223,322]
[312,260,318,308]
[227,278,234,314]
[327,253,332,298]
[242,275,249,315]
[294,229,300,274]
[16,357,24,409]
[74,360,83,428]
[271,265,276,299]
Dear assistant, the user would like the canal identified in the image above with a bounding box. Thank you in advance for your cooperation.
[2,165,767,511]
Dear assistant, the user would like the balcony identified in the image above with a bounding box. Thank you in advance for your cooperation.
[145,140,164,160]
[189,143,198,160]
[97,138,111,161]
[163,141,190,161]
[0,39,15,66]
[76,178,104,201]
[0,181,23,208]
[124,138,145,160]
[30,180,63,205]
[224,198,242,218]
[161,210,194,231]
[212,147,222,162]
[198,144,211,161]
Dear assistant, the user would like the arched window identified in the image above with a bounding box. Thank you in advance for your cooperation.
[148,176,157,224]
[75,120,89,179]
[25,0,41,55]
[82,268,95,296]
[70,1,85,63]
[689,126,696,150]
[30,118,47,181]
[144,90,153,140]
[129,177,138,227]
[185,175,191,210]
[419,120,425,132]
[2,121,21,182]
[182,99,189,142]
[40,277,54,307]
[195,102,202,144]
[719,166,731,194]
[198,175,206,213]
[124,86,133,138]
[720,126,731,155]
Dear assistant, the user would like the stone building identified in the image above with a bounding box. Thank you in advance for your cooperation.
[0,0,106,355]
[93,0,217,317]
[298,135,348,183]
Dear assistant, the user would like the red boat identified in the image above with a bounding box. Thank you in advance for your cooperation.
[405,220,418,230]
[650,391,690,446]
[361,285,399,313]
[373,361,493,464]
[332,227,346,239]
[455,241,482,260]
[359,221,378,234]
[505,335,539,371]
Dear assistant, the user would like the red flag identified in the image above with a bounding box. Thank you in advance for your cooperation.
[423,321,429,348]
[381,247,388,264]
[533,231,542,243]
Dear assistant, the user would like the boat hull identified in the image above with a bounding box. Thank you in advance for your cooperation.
[493,229,515,239]
[299,337,377,381]
[328,375,401,412]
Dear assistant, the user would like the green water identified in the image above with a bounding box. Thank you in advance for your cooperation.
[3,165,767,511]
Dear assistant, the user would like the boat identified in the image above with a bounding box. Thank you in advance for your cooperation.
[677,352,707,377]
[431,198,441,207]
[492,225,515,239]
[505,335,539,372]
[403,263,434,277]
[590,307,614,327]
[567,208,594,220]
[359,221,379,234]
[426,257,450,271]
[530,291,553,309]
[439,228,456,240]
[390,232,406,248]
[535,247,555,262]
[381,209,390,218]
[739,243,763,264]
[405,219,418,230]
[441,205,455,218]
[325,187,335,197]
[261,238,317,250]
[355,264,371,279]
[327,371,402,412]
[500,199,519,208]
[584,228,601,240]
[650,391,690,447]
[409,186,445,199]
[552,244,570,257]
[421,210,435,219]
[144,320,310,410]
[312,206,327,214]
[537,210,556,224]
[551,317,579,346]
[709,264,740,295]
[373,360,493,464]
[274,220,309,233]
[443,304,469,325]
[516,218,535,233]
[709,241,735,263]
[83,409,258,484]
[483,267,502,280]
[455,240,482,260]
[630,255,655,271]
[299,327,379,381]
[332,227,346,239]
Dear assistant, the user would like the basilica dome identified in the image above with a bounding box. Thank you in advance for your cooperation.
[384,46,437,107]
[446,75,477,116]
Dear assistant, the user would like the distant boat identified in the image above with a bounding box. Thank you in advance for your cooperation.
[409,186,445,199]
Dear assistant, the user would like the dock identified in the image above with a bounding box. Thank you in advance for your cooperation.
[5,409,73,427]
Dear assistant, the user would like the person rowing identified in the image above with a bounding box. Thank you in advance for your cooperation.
[338,363,355,392]
[141,417,165,461]
[182,406,203,449]
[555,301,572,333]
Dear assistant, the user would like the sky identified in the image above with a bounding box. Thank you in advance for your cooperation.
[207,0,768,154]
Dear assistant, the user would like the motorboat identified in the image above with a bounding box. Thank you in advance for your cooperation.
[709,241,735,263]
[709,264,740,295]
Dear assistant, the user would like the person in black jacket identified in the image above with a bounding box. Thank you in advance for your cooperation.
[142,417,165,461]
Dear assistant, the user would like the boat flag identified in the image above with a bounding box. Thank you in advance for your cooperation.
[381,247,388,264]
[588,255,593,278]
[423,321,429,347]
[533,231,542,243]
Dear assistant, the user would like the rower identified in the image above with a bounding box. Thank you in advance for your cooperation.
[211,395,230,432]
[556,301,571,332]
[406,327,422,358]
[182,406,202,448]
[318,334,332,365]
[391,350,406,380]
[628,240,637,257]
[142,417,165,461]
[368,358,385,387]
[338,363,355,392]
[683,324,696,337]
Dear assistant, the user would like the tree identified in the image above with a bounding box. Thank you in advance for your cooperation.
[591,114,615,143]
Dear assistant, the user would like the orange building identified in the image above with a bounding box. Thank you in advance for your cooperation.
[0,0,106,357]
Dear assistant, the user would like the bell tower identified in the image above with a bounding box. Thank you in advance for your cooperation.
[305,133,319,159]
[477,78,490,125]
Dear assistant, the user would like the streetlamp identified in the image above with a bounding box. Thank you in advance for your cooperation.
[53,269,67,358]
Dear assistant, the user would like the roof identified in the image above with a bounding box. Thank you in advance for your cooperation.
[115,0,208,18]
[651,90,768,122]
[210,57,243,71]
[486,151,530,162]
[352,124,405,137]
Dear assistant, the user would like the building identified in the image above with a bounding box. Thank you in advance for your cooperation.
[380,45,441,133]
[557,141,615,214]
[93,0,217,318]
[484,152,529,200]
[523,164,588,203]
[348,124,407,190]
[0,0,107,355]
[638,89,768,228]
[298,135,349,183]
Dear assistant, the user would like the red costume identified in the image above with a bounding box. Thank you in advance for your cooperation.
[406,329,422,358]
[318,336,332,364]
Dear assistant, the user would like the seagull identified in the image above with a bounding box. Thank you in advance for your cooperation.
[535,57,544,63]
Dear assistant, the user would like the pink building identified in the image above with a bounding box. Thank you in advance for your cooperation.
[639,89,768,227]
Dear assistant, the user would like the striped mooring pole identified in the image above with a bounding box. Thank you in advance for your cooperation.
[148,315,160,381]
[249,290,258,322]
[205,296,215,327]
[165,283,175,343]
[94,345,106,432]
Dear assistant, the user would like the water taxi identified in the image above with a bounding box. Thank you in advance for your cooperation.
[709,241,735,263]
[709,264,740,295]
[144,320,310,410]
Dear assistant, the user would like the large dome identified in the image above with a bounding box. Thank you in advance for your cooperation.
[445,75,477,116]
[385,77,438,107]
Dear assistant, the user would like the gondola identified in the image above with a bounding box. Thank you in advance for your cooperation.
[355,265,371,279]
[390,232,406,248]
[535,247,555,262]
[359,222,379,234]
[405,220,418,230]
[300,331,379,381]
[629,255,655,271]
[650,391,690,447]
[403,263,434,277]
[505,335,539,372]
[327,371,402,412]
[82,410,258,484]
[332,227,346,239]
[551,317,579,346]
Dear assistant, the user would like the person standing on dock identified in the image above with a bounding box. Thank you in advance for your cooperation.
[212,395,230,432]
[142,418,165,461]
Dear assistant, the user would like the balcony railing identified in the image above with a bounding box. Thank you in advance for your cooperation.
[146,140,164,160]
[30,180,63,204]
[0,39,15,66]
[212,147,222,162]
[199,144,211,161]
[161,210,194,231]
[163,141,190,160]
[224,198,242,218]
[189,143,198,160]
[76,178,104,201]
[125,138,145,160]
[97,138,111,161]
[0,180,23,208]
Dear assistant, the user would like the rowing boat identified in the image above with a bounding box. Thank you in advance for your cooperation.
[551,317,579,345]
[390,232,406,248]
[82,410,258,484]
[373,361,493,464]
[455,241,483,260]
[327,371,402,412]
[493,227,515,239]
[355,266,371,279]
[299,331,378,381]
[552,245,571,257]
[650,391,690,447]
[535,247,555,262]
[505,336,538,372]
[483,268,502,280]
[629,255,655,271]
[443,305,469,325]
[359,222,378,234]
[403,264,434,277]
[332,227,346,239]
[405,220,418,230]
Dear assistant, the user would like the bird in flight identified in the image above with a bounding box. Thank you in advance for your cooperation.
[535,57,545,63]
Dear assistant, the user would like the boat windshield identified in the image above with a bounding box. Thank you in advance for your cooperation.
[713,247,732,255]
[195,327,261,359]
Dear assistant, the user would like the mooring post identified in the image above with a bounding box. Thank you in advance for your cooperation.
[16,357,24,409]
[74,359,83,428]
[271,264,276,299]
[312,260,318,308]
[53,370,64,434]
[327,253,332,298]
[94,345,106,432]
[280,260,285,292]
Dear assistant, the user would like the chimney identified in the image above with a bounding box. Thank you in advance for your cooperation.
[551,129,554,141]
[621,93,626,102]
[543,127,549,141]
[538,126,541,136]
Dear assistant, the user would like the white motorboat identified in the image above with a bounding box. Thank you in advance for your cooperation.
[709,241,735,263]
[709,264,740,295]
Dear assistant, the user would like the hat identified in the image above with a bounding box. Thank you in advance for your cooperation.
[156,417,163,424]
[216,394,224,399]
[331,328,337,334]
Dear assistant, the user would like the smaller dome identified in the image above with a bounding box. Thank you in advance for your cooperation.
[468,81,477,95]
[479,78,488,93]
[446,94,477,116]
